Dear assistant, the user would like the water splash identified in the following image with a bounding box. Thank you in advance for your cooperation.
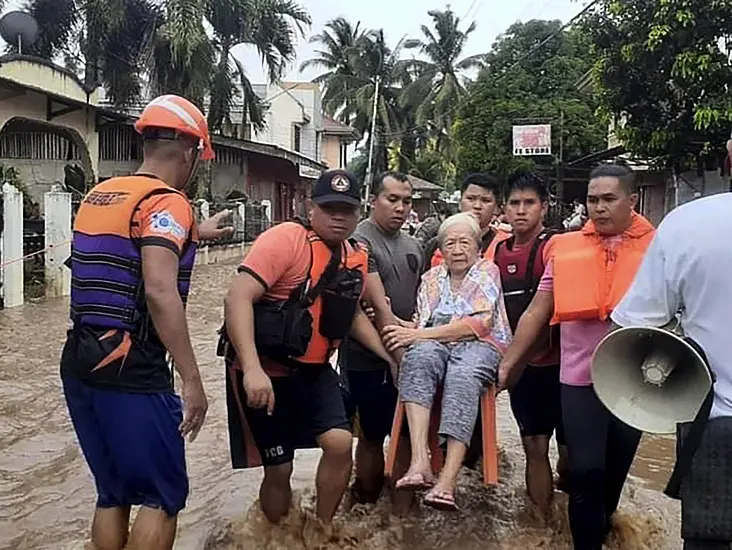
[203,449,677,550]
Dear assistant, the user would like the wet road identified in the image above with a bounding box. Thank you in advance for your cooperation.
[0,260,681,549]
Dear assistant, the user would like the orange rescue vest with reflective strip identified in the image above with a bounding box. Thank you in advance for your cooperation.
[551,213,655,324]
[296,230,369,364]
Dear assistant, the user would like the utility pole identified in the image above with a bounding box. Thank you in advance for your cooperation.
[556,109,565,211]
[363,75,381,207]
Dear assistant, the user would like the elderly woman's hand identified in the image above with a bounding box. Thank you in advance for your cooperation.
[382,325,419,352]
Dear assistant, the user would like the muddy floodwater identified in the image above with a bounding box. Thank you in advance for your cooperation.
[0,260,682,549]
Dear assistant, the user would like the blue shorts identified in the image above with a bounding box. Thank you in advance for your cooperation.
[62,376,188,517]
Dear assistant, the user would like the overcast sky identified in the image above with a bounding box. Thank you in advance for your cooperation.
[1,0,585,83]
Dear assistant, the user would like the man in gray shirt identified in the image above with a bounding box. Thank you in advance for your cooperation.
[344,171,423,512]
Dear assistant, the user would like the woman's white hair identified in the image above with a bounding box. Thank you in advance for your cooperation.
[437,212,481,249]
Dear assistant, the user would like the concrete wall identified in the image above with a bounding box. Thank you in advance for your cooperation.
[2,159,76,202]
[322,135,345,169]
[0,59,99,178]
[251,83,323,160]
[98,160,138,178]
[246,153,303,221]
[253,84,309,154]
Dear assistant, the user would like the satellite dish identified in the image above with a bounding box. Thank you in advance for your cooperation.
[0,11,39,54]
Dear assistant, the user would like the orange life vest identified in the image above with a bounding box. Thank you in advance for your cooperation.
[551,212,655,324]
[295,231,369,364]
[430,228,511,267]
[70,175,196,331]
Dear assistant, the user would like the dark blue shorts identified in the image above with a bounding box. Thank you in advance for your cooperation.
[62,376,188,517]
[346,368,399,443]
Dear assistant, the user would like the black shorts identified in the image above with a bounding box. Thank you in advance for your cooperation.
[509,364,565,445]
[227,364,351,469]
[346,368,398,443]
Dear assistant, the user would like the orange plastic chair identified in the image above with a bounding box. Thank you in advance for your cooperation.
[384,385,498,487]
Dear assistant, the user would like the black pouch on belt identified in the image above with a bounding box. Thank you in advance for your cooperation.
[319,264,364,340]
[216,243,344,361]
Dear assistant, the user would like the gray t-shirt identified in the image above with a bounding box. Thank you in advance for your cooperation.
[345,217,424,371]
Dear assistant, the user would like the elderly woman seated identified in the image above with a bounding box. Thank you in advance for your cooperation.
[382,212,512,511]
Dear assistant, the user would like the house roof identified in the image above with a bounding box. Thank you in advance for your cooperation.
[407,174,442,192]
[95,106,325,171]
[323,115,360,140]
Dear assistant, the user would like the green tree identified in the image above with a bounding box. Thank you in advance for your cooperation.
[151,0,311,130]
[299,17,365,118]
[580,0,732,169]
[10,0,161,106]
[452,20,606,179]
[304,27,410,175]
[402,8,484,146]
[17,0,309,130]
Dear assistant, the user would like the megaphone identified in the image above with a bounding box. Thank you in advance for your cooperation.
[591,323,713,434]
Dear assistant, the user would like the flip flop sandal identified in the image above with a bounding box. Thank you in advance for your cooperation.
[395,472,435,491]
[423,490,459,512]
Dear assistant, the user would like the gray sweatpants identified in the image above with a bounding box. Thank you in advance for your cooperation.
[399,340,500,446]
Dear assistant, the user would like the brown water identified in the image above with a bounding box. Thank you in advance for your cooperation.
[0,260,681,549]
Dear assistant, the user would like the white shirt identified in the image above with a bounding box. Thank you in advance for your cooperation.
[611,193,732,419]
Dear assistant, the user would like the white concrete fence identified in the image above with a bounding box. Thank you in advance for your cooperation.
[0,193,269,308]
[1,184,72,308]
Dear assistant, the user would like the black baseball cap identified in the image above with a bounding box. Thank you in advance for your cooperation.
[312,169,361,206]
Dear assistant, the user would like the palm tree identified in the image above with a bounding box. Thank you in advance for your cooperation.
[14,0,309,130]
[149,0,310,133]
[303,26,409,174]
[402,8,484,144]
[299,17,364,119]
[9,0,161,106]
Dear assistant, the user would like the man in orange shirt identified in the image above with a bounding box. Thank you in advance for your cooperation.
[224,170,395,529]
[426,173,511,268]
[61,95,231,550]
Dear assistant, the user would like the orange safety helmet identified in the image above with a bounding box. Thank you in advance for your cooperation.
[134,94,215,161]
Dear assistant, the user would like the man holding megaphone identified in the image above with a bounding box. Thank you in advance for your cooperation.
[609,190,732,550]
[498,164,656,550]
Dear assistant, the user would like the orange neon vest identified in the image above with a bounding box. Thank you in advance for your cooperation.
[430,227,511,267]
[550,213,655,324]
[293,231,369,364]
[70,175,197,331]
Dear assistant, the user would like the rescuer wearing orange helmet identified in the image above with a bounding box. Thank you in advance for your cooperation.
[60,95,231,550]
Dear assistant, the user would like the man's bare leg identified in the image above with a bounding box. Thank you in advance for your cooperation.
[523,435,553,518]
[315,428,353,523]
[90,506,130,550]
[260,462,295,523]
[352,438,386,504]
[391,436,416,516]
[126,507,177,550]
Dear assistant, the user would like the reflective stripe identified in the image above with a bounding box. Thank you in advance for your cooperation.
[147,95,200,132]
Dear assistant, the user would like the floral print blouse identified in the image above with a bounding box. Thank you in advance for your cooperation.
[414,258,513,353]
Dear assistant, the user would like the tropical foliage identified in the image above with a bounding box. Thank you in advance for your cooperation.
[579,0,732,170]
[452,20,607,179]
[304,8,482,186]
[308,12,606,188]
[11,0,310,134]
